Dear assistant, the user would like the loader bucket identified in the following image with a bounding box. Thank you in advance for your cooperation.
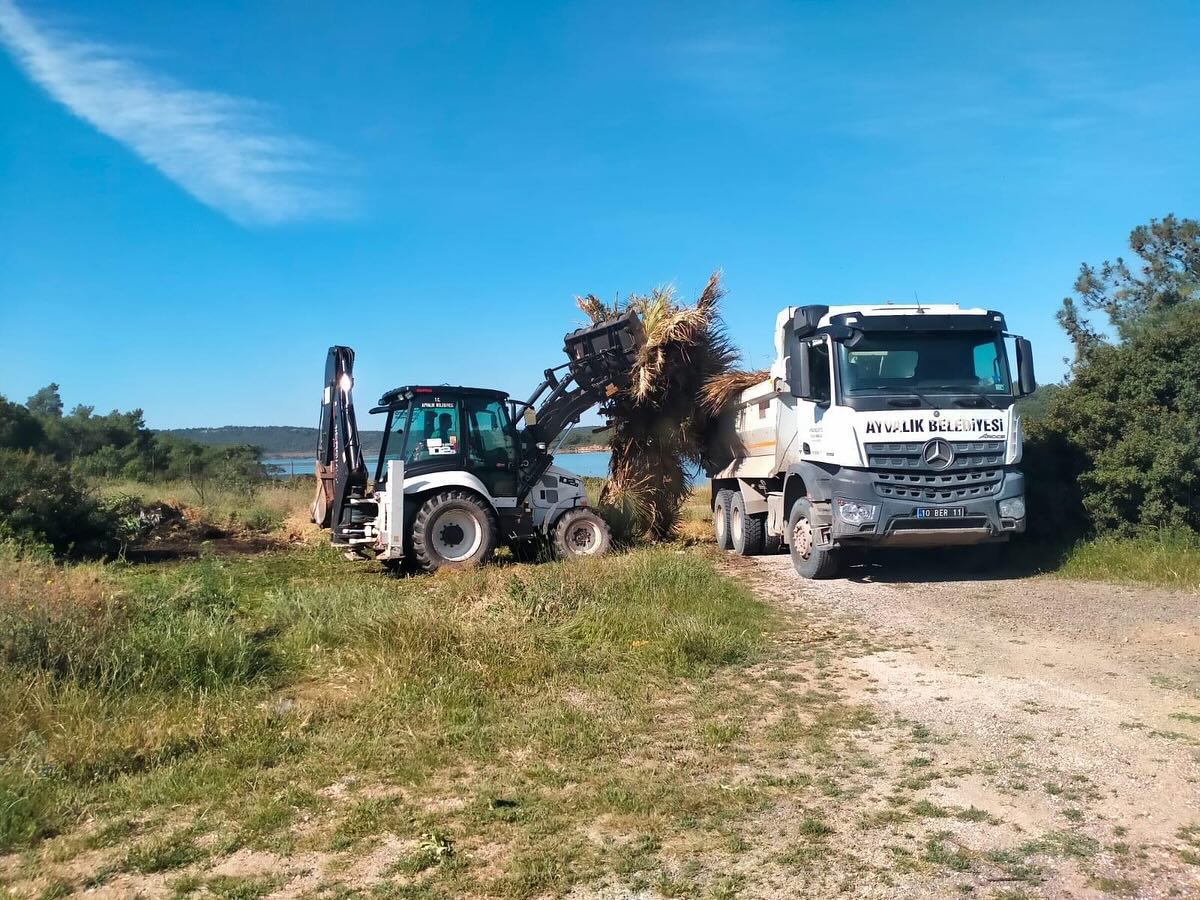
[562,310,645,398]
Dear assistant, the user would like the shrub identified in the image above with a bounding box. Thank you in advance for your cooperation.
[0,450,124,557]
[0,767,57,850]
[1020,426,1089,543]
[242,504,282,532]
[1029,305,1200,536]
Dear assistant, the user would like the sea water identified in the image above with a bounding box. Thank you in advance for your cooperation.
[263,449,614,479]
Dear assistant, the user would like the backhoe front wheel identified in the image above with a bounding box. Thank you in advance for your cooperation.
[553,508,611,559]
[788,499,840,579]
[411,490,498,572]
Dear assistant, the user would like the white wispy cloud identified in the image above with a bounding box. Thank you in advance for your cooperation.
[0,0,354,225]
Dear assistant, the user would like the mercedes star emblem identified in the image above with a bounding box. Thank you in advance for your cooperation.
[922,438,955,470]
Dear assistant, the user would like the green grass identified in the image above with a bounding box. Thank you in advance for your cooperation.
[123,828,207,873]
[0,541,770,894]
[1053,529,1200,590]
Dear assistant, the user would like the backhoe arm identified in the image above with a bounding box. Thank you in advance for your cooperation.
[525,311,643,441]
[516,311,644,495]
[311,345,369,543]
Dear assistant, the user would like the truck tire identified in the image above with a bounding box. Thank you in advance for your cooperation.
[553,508,612,559]
[713,489,734,550]
[788,498,840,579]
[410,490,498,573]
[730,492,765,556]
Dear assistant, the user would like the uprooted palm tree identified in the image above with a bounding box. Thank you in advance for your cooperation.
[577,271,765,540]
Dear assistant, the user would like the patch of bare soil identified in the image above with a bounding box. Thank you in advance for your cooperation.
[742,553,1200,899]
[123,503,291,561]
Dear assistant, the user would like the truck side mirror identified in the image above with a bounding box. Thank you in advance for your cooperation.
[1015,338,1036,396]
[789,343,814,399]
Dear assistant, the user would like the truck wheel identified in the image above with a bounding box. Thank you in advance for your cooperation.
[788,499,840,579]
[410,490,498,573]
[713,489,734,550]
[553,508,611,559]
[730,492,765,556]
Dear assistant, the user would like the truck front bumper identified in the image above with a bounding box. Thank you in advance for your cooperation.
[827,468,1026,548]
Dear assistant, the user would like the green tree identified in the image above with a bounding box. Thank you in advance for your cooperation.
[1031,306,1200,533]
[0,396,45,452]
[25,383,63,419]
[1029,215,1200,537]
[47,405,150,466]
[1057,214,1200,358]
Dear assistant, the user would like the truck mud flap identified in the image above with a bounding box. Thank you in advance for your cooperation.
[808,501,834,549]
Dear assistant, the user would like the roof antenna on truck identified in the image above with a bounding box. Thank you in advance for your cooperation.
[913,291,925,314]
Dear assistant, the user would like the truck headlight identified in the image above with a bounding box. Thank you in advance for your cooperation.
[835,497,878,525]
[999,497,1026,519]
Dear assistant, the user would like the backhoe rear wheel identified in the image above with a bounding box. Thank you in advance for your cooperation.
[553,508,611,559]
[410,490,498,573]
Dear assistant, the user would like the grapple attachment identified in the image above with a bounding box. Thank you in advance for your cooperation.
[562,310,645,399]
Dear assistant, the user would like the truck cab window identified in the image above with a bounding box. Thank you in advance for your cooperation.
[810,340,831,404]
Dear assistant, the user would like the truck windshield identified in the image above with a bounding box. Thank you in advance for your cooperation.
[836,332,1011,396]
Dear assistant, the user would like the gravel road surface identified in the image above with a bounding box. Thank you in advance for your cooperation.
[743,554,1200,898]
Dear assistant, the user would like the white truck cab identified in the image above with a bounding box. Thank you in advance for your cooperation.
[710,304,1036,578]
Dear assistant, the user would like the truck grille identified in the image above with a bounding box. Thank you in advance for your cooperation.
[866,441,1005,503]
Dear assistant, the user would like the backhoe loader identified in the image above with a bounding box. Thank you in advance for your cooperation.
[311,312,644,572]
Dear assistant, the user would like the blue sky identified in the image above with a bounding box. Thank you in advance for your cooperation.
[1,0,1197,429]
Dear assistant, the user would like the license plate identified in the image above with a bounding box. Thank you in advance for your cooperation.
[915,507,966,519]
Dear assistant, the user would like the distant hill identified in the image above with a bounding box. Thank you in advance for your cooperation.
[158,423,611,456]
[556,425,610,450]
[159,426,384,457]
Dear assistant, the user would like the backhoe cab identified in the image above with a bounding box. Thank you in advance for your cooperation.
[311,312,643,572]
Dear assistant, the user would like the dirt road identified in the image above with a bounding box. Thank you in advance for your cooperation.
[742,554,1200,898]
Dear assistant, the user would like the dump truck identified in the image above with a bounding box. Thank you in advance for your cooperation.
[311,313,644,571]
[710,304,1036,578]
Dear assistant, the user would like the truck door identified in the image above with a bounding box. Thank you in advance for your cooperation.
[463,397,519,498]
[796,337,833,460]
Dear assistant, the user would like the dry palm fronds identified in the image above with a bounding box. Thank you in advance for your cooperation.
[575,271,744,540]
[700,369,769,415]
